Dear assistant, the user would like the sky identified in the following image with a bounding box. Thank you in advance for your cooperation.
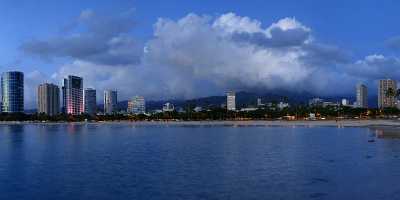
[2,0,400,108]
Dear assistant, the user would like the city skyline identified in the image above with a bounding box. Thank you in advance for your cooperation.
[5,71,400,112]
[3,69,400,115]
[2,1,400,109]
[4,3,400,200]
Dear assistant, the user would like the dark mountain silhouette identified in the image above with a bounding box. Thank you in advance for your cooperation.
[116,90,373,111]
[26,91,377,113]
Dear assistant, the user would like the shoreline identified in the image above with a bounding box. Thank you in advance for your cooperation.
[1,119,400,128]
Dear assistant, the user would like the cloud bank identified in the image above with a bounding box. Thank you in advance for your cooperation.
[20,10,400,107]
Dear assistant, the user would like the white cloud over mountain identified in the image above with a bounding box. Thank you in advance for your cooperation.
[20,11,400,108]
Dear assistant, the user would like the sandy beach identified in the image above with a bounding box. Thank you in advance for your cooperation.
[118,120,400,128]
[1,119,400,128]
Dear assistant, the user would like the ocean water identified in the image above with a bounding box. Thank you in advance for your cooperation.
[0,123,400,200]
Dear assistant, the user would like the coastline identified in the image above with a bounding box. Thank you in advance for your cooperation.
[1,119,400,128]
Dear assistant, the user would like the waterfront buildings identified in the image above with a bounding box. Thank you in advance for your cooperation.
[63,75,84,115]
[309,98,338,108]
[378,79,397,108]
[309,98,324,107]
[322,101,339,108]
[257,98,265,107]
[356,84,368,108]
[342,99,350,106]
[277,102,289,110]
[162,102,174,112]
[37,83,60,116]
[1,71,24,113]
[104,90,118,114]
[194,106,203,112]
[240,107,258,112]
[61,79,67,113]
[127,96,146,114]
[2,70,399,115]
[226,91,236,111]
[84,88,97,115]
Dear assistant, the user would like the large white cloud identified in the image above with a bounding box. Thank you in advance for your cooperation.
[53,13,317,101]
[347,54,400,80]
[20,11,400,108]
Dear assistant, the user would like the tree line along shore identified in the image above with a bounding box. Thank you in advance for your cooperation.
[1,106,400,122]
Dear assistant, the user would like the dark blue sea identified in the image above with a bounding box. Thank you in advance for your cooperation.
[1,123,400,200]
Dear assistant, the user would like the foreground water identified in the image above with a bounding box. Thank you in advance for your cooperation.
[0,124,400,200]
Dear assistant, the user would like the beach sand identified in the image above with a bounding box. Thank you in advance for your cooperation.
[2,119,400,128]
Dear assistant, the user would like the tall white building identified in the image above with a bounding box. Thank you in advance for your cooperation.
[356,84,368,108]
[257,98,264,107]
[37,83,60,116]
[104,90,118,114]
[127,96,146,114]
[226,91,236,111]
[341,99,350,106]
[378,79,397,108]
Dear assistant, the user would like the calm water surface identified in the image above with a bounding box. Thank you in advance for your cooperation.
[1,124,400,200]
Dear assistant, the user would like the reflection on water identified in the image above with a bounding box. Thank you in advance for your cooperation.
[66,123,84,133]
[0,125,400,200]
[3,124,24,134]
[3,125,25,147]
[372,127,400,139]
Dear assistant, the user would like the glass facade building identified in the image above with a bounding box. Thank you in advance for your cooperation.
[1,71,24,113]
[84,88,97,115]
[61,78,67,113]
[104,90,118,114]
[356,84,368,108]
[63,75,84,115]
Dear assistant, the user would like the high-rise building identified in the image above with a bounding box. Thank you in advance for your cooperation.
[378,79,397,108]
[257,98,264,107]
[356,84,368,108]
[84,88,97,115]
[104,90,117,114]
[341,99,350,106]
[1,71,24,113]
[227,91,236,111]
[61,78,67,113]
[127,96,146,114]
[63,75,84,115]
[37,83,60,116]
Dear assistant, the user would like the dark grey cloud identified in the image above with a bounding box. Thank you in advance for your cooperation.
[300,43,352,66]
[21,10,142,66]
[347,55,400,80]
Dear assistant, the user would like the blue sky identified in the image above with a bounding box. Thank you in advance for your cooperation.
[1,0,400,107]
